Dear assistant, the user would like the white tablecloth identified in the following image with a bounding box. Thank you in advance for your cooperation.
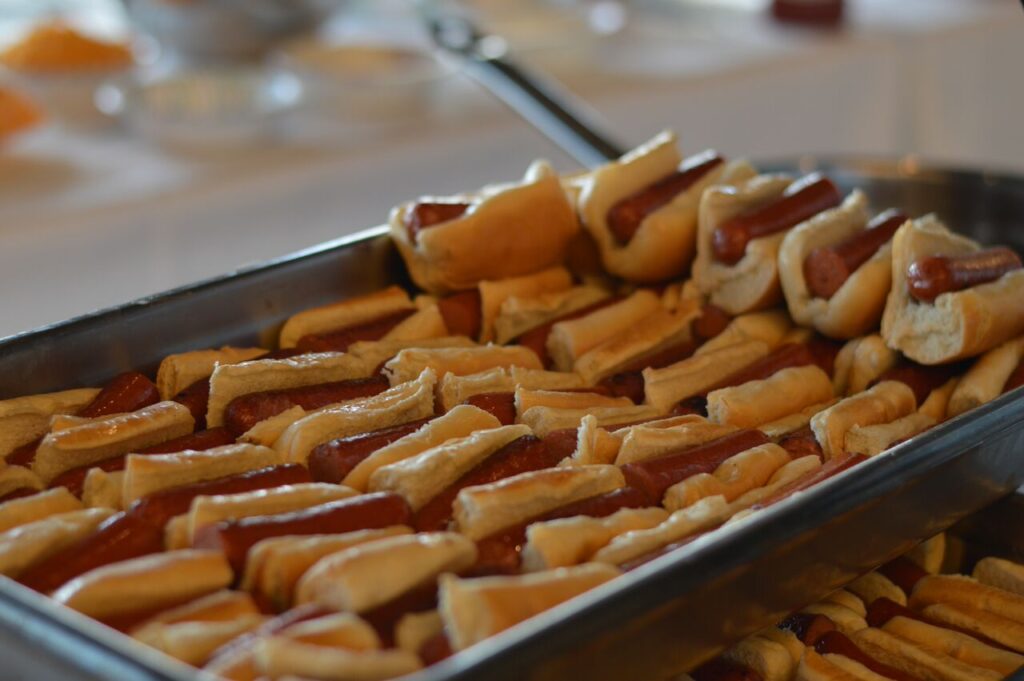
[0,0,1020,339]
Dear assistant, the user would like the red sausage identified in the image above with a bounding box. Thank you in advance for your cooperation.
[1004,359,1024,394]
[814,630,921,681]
[193,492,412,573]
[307,418,432,484]
[755,452,865,508]
[419,631,454,666]
[295,308,417,354]
[0,488,40,504]
[704,344,818,395]
[621,430,770,500]
[404,201,471,243]
[361,581,438,646]
[50,427,236,498]
[173,377,211,430]
[18,512,164,593]
[463,392,516,426]
[222,375,390,437]
[607,151,724,245]
[874,361,964,405]
[598,337,702,404]
[438,290,483,339]
[907,247,1022,303]
[691,658,763,681]
[712,174,842,265]
[877,556,928,595]
[515,297,622,368]
[413,435,560,532]
[692,304,732,342]
[540,428,580,462]
[599,371,646,404]
[777,425,823,460]
[804,209,908,299]
[778,612,836,645]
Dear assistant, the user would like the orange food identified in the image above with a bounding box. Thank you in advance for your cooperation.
[0,86,43,137]
[1,22,132,73]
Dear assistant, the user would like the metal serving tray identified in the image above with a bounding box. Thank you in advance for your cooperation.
[1,159,1024,681]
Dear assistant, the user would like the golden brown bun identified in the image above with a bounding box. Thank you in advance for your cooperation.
[278,286,414,349]
[384,346,541,385]
[810,381,917,458]
[0,388,99,460]
[519,403,661,438]
[439,563,620,650]
[575,131,740,283]
[974,557,1024,597]
[911,574,1024,624]
[515,388,632,416]
[844,334,899,396]
[663,443,791,511]
[81,468,124,510]
[779,191,891,339]
[695,310,793,358]
[797,649,891,681]
[562,414,621,466]
[253,637,421,680]
[0,508,114,578]
[547,290,662,372]
[693,170,793,315]
[801,602,868,636]
[478,267,572,343]
[614,417,734,465]
[918,378,958,424]
[907,534,947,575]
[948,337,1024,417]
[521,507,668,571]
[276,611,381,650]
[156,346,266,400]
[758,400,837,440]
[852,626,1001,681]
[32,401,194,484]
[707,365,834,429]
[395,610,443,655]
[848,571,907,607]
[844,412,935,457]
[0,466,43,500]
[389,161,579,294]
[53,549,233,620]
[494,285,610,346]
[139,616,264,667]
[0,487,81,533]
[883,615,1024,676]
[881,216,1024,364]
[921,602,1024,654]
[721,635,795,681]
[344,336,476,378]
[643,339,771,412]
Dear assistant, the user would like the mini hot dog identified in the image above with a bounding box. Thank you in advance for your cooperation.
[295,309,418,353]
[804,209,907,301]
[306,418,433,484]
[907,248,1022,303]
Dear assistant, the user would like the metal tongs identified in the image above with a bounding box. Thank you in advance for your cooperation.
[423,3,626,168]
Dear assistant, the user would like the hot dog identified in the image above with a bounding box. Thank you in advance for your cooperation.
[702,343,819,395]
[873,361,964,406]
[222,375,390,437]
[403,201,471,244]
[777,425,823,460]
[437,290,483,339]
[295,308,417,353]
[907,247,1022,303]
[692,304,732,342]
[804,209,908,300]
[607,151,724,245]
[193,492,413,572]
[1004,359,1024,394]
[813,630,920,681]
[712,174,842,266]
[418,631,454,666]
[598,337,702,404]
[754,452,865,508]
[515,297,622,368]
[463,393,516,426]
[306,418,433,484]
[172,378,211,429]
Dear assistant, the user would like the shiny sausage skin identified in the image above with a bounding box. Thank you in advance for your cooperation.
[18,512,164,593]
[804,209,908,299]
[438,289,483,339]
[307,418,432,484]
[50,427,236,498]
[606,151,724,245]
[129,464,312,527]
[473,485,654,574]
[541,428,580,462]
[404,201,471,243]
[464,392,516,426]
[874,361,964,405]
[295,308,417,354]
[907,247,1022,303]
[777,425,823,460]
[692,304,732,342]
[778,612,836,645]
[173,377,211,429]
[814,630,921,681]
[621,430,770,500]
[419,631,454,666]
[712,174,842,265]
[515,297,622,368]
[705,343,818,394]
[691,658,763,681]
[222,375,390,437]
[1004,359,1024,394]
[414,436,559,532]
[193,492,412,572]
[877,556,928,595]
[0,488,39,504]
[755,452,865,508]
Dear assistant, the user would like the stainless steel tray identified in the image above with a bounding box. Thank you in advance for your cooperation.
[2,159,1024,681]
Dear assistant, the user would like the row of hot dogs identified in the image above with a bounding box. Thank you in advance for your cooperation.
[0,132,1022,680]
[683,535,1024,681]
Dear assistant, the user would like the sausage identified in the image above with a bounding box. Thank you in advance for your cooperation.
[814,630,921,681]
[413,435,560,532]
[129,463,312,527]
[907,247,1022,303]
[473,485,655,574]
[438,289,483,339]
[877,556,928,595]
[874,361,964,405]
[222,375,390,437]
[804,209,908,299]
[173,377,211,429]
[7,371,162,467]
[672,396,709,418]
[712,174,842,265]
[419,631,454,666]
[1004,359,1024,394]
[599,371,646,404]
[404,201,471,243]
[807,335,843,378]
[463,392,516,426]
[621,429,770,500]
[690,658,762,681]
[777,425,823,460]
[515,297,622,368]
[704,343,818,394]
[0,488,39,504]
[755,452,865,508]
[295,308,417,353]
[193,492,412,572]
[692,304,732,342]
[361,581,438,646]
[50,427,236,498]
[598,338,702,404]
[777,612,836,645]
[606,151,724,245]
[307,418,433,484]
[541,428,580,462]
[18,512,164,593]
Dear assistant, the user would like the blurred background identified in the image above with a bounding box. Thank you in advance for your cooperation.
[0,0,1019,338]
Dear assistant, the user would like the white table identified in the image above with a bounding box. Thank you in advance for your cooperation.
[0,0,1019,339]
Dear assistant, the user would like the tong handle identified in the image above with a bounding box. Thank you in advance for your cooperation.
[427,9,626,168]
